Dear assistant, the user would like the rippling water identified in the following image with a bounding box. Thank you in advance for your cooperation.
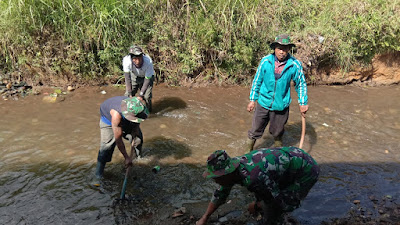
[1,84,400,224]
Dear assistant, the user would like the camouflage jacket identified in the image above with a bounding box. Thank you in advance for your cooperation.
[210,147,319,211]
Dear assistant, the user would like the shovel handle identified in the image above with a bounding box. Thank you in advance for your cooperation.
[120,166,131,199]
[299,116,306,149]
[120,146,137,199]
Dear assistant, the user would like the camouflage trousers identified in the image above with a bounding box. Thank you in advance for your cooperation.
[257,169,319,225]
[255,149,320,213]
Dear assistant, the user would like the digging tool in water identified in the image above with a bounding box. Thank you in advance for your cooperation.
[116,147,139,201]
[299,116,306,149]
[119,165,131,200]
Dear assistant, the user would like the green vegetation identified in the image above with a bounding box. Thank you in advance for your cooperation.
[0,0,399,86]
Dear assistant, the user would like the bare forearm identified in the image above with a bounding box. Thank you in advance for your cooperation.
[124,72,132,95]
[111,116,127,159]
[197,202,218,225]
[116,138,128,157]
[113,128,128,158]
[139,77,151,97]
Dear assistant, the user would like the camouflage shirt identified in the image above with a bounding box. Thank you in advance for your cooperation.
[210,147,319,211]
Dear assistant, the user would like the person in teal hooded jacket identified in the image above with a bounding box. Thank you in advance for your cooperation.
[246,34,308,150]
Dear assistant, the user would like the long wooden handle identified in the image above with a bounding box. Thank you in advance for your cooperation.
[299,116,306,149]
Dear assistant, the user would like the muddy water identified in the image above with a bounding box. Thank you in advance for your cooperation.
[1,84,400,225]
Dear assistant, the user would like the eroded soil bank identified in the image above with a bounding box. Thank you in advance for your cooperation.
[1,52,399,99]
[311,52,400,86]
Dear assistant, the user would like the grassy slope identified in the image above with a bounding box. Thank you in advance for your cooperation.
[0,0,399,86]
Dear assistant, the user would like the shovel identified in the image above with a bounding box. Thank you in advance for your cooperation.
[116,146,139,201]
[112,166,133,209]
[119,165,131,200]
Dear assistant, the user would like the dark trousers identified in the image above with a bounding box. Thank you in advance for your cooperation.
[248,103,289,140]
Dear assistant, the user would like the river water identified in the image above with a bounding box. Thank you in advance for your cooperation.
[1,84,400,225]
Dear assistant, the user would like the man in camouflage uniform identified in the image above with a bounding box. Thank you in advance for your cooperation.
[196,147,319,225]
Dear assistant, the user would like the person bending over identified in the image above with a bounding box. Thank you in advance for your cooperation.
[197,147,319,225]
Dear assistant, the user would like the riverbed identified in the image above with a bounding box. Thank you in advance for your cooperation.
[1,84,400,225]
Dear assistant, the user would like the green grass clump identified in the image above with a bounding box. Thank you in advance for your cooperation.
[0,0,399,85]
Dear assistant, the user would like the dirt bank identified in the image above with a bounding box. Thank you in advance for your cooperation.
[311,52,400,86]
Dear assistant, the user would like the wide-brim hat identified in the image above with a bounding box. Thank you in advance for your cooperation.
[270,34,296,49]
[203,150,240,179]
[120,97,149,123]
[128,45,143,56]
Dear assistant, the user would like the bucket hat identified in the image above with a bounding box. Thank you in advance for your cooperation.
[203,150,240,179]
[128,45,143,56]
[270,34,296,49]
[120,97,149,123]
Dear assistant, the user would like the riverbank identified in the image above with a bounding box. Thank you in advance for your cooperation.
[1,51,399,102]
[312,52,400,86]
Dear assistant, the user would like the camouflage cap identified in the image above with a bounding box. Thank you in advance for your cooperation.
[203,150,240,179]
[128,45,143,56]
[270,34,296,49]
[120,97,149,123]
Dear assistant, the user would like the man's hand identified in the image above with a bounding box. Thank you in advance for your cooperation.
[299,105,309,118]
[124,156,133,168]
[247,101,256,112]
[196,202,217,225]
[248,201,261,216]
[196,215,209,225]
[137,96,145,104]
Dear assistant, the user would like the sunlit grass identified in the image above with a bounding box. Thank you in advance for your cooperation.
[0,0,399,85]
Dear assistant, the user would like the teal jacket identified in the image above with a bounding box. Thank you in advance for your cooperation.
[249,54,308,111]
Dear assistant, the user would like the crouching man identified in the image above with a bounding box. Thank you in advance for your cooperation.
[197,147,319,225]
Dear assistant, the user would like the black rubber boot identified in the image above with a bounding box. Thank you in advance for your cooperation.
[95,161,106,179]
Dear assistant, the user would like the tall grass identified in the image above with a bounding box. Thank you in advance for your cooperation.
[0,0,399,85]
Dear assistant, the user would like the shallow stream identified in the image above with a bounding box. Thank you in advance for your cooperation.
[1,84,400,224]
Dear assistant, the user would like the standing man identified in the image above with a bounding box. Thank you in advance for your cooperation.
[123,45,155,112]
[247,34,308,150]
[94,96,149,180]
[196,147,319,225]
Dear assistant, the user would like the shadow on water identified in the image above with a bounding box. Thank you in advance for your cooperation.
[151,97,187,115]
[256,121,317,152]
[142,136,192,160]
